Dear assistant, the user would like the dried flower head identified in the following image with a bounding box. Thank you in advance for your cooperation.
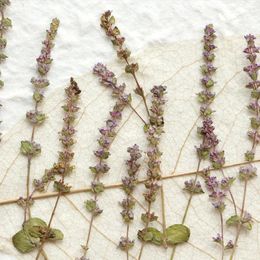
[119,145,142,255]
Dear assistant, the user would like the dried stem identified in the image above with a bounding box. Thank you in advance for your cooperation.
[1,159,259,207]
[100,10,150,119]
[35,78,80,258]
[230,179,248,260]
[21,18,59,223]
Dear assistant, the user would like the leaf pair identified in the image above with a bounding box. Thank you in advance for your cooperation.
[138,224,190,246]
[12,217,63,253]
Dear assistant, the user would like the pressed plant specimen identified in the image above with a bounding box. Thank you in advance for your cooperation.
[78,63,131,259]
[13,78,80,256]
[12,18,60,255]
[229,34,259,259]
[17,18,60,223]
[34,78,81,259]
[100,10,150,120]
[137,85,190,259]
[0,0,11,140]
[171,24,236,260]
[119,144,142,259]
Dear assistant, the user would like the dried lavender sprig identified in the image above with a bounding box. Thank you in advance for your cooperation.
[137,85,166,259]
[100,10,150,118]
[0,0,11,140]
[173,24,235,260]
[17,18,59,223]
[79,64,131,259]
[230,34,259,260]
[35,78,81,260]
[119,144,142,259]
[93,63,146,124]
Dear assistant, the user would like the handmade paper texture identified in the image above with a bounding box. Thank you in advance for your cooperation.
[0,37,260,260]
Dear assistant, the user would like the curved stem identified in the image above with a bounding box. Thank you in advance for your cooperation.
[220,169,237,215]
[124,57,150,118]
[230,179,248,260]
[137,202,151,260]
[220,211,224,260]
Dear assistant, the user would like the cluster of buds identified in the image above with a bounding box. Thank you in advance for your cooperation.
[243,34,260,162]
[119,145,142,251]
[205,176,235,212]
[33,78,80,193]
[100,10,131,62]
[239,164,257,181]
[185,25,226,193]
[32,18,60,104]
[183,179,204,194]
[0,0,11,87]
[0,0,11,141]
[100,10,148,104]
[142,86,166,222]
[196,24,225,169]
[84,63,130,217]
[212,233,234,250]
[20,19,60,161]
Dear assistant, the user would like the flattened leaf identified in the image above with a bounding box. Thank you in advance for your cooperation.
[23,217,47,238]
[243,222,252,231]
[226,215,240,226]
[12,230,39,253]
[138,227,163,245]
[48,228,64,241]
[166,224,190,245]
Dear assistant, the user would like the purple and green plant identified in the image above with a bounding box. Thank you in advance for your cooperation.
[78,63,131,259]
[0,0,11,140]
[229,34,259,260]
[100,10,150,120]
[119,144,142,259]
[12,18,60,256]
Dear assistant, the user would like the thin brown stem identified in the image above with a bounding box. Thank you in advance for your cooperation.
[170,158,201,260]
[24,103,38,222]
[160,185,167,248]
[137,202,151,260]
[82,172,99,257]
[128,103,146,125]
[35,180,63,260]
[220,211,224,260]
[124,57,150,118]
[1,159,259,207]
[83,213,94,257]
[220,169,237,215]
[230,179,248,260]
[126,223,130,260]
[181,159,202,224]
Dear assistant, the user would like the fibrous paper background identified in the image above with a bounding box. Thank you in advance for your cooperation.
[0,1,260,260]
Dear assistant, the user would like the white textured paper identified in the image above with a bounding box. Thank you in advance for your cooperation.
[0,1,260,260]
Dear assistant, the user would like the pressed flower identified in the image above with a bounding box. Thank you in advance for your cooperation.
[119,145,142,257]
[15,19,60,227]
[34,78,81,259]
[79,64,130,259]
[230,34,260,260]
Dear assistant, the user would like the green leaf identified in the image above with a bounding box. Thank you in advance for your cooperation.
[2,17,12,28]
[23,217,47,238]
[0,80,4,88]
[12,230,39,253]
[20,141,41,157]
[226,215,240,226]
[85,199,97,212]
[138,227,163,245]
[243,222,252,231]
[48,228,64,241]
[109,16,115,25]
[0,52,7,61]
[165,224,190,245]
